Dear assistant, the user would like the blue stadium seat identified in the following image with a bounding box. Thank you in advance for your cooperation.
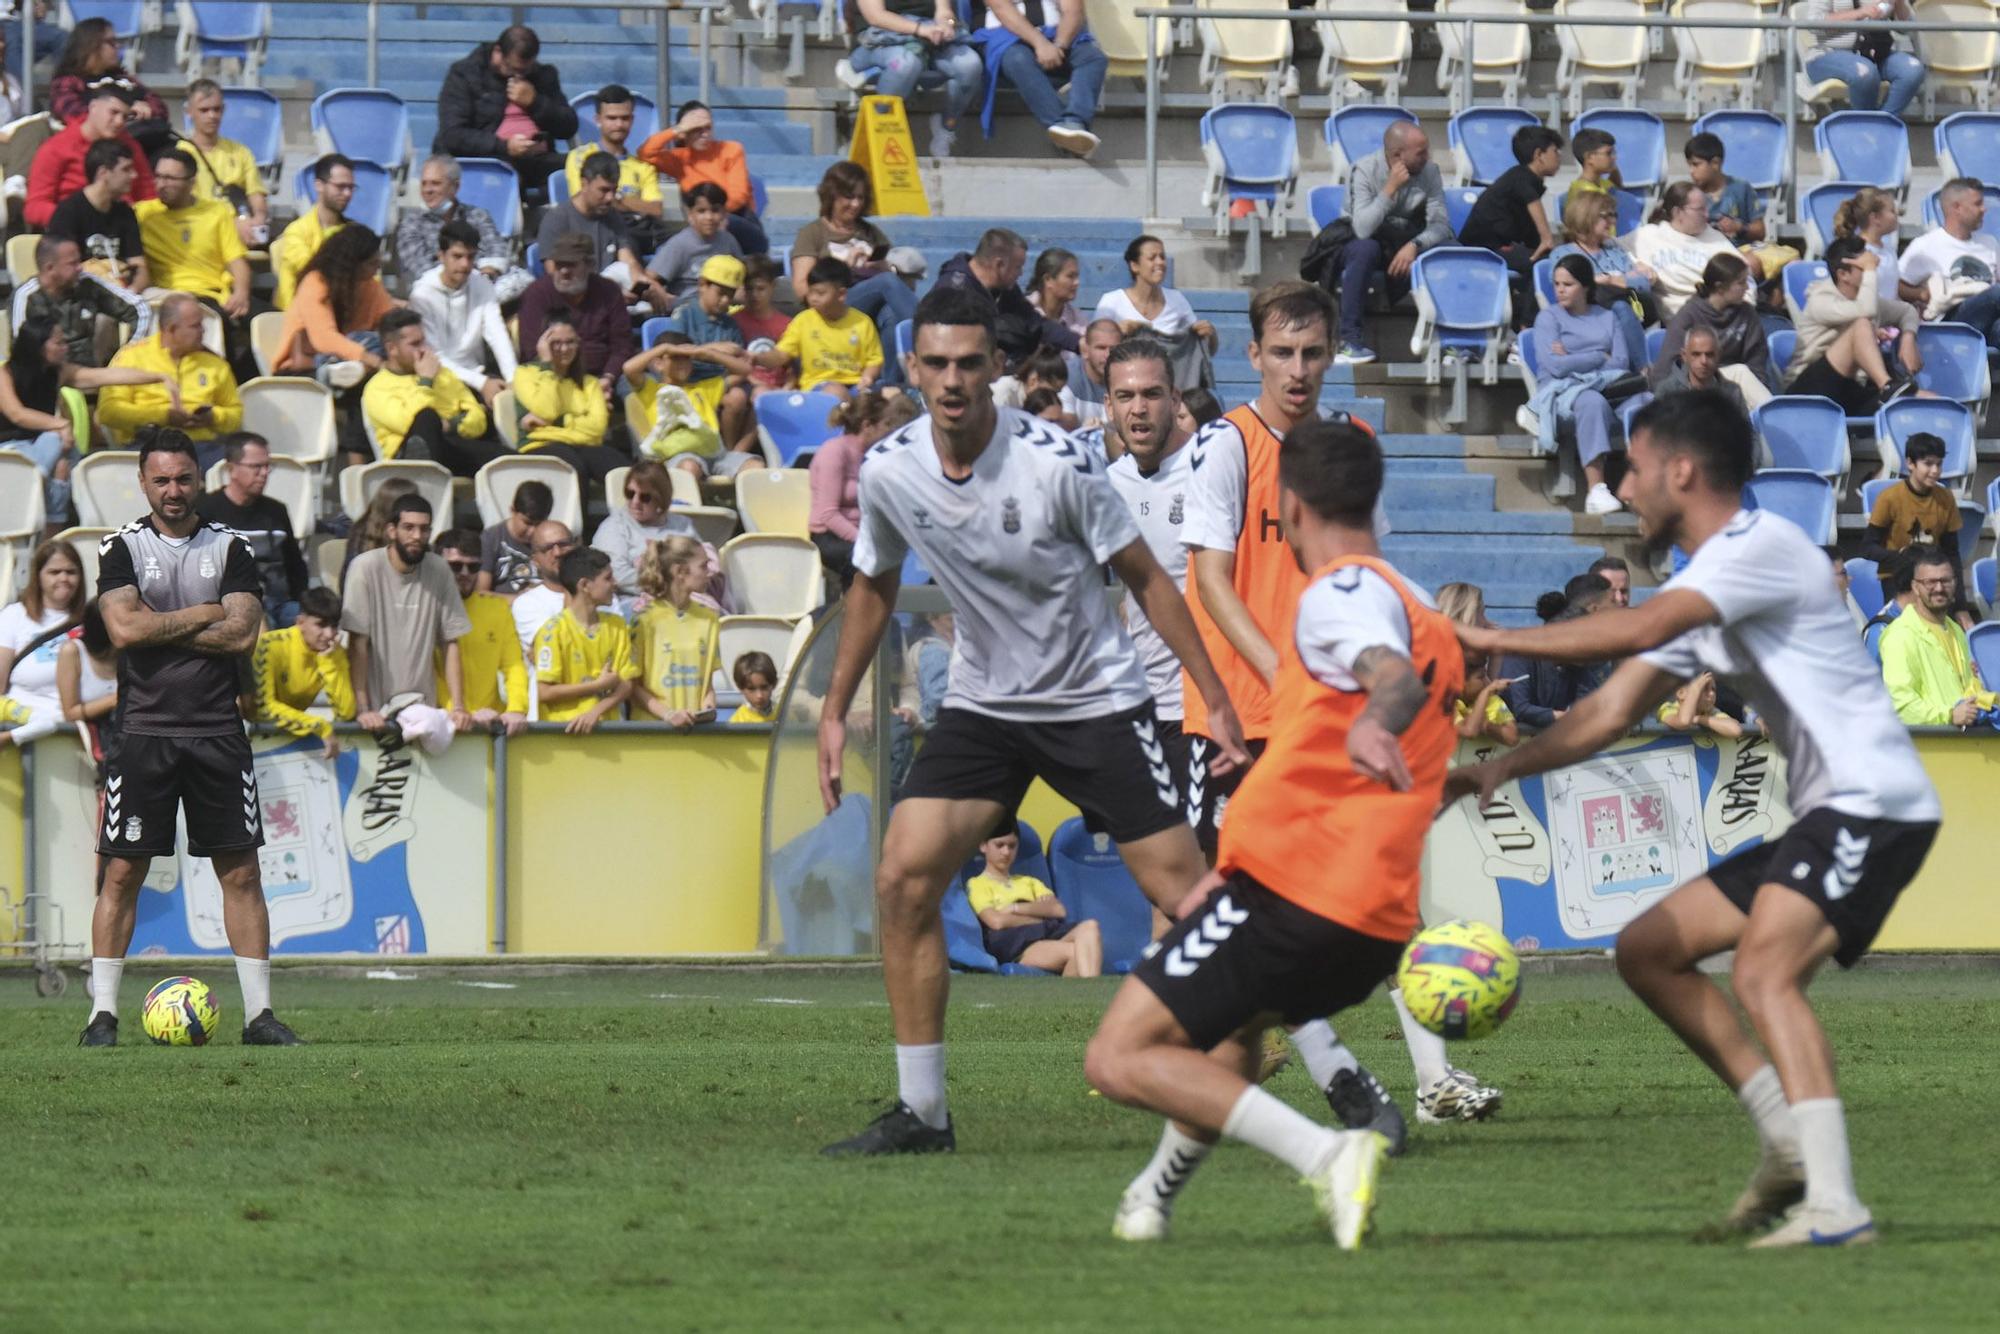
[1863,616,1889,663]
[1972,556,1997,619]
[1200,103,1300,225]
[1957,501,1986,567]
[1611,188,1646,237]
[1876,397,1976,487]
[1768,327,1796,373]
[1747,469,1837,546]
[1859,476,1896,522]
[454,158,521,238]
[1308,184,1345,233]
[1782,260,1829,321]
[1753,397,1849,488]
[1968,622,2000,690]
[294,159,393,236]
[571,90,660,146]
[900,547,931,586]
[547,170,572,206]
[1617,390,1654,439]
[1799,182,1867,257]
[751,174,769,216]
[1515,322,1543,391]
[310,88,411,174]
[182,2,269,71]
[1412,247,1511,375]
[1532,256,1555,309]
[1913,322,1993,410]
[1442,186,1481,236]
[755,390,842,466]
[1645,325,1666,364]
[1325,104,1416,177]
[639,316,673,348]
[1934,111,2000,185]
[66,1,143,42]
[1692,110,1788,203]
[525,241,541,274]
[1447,107,1539,186]
[893,318,912,364]
[1989,475,2000,532]
[1920,183,2000,230]
[212,86,282,175]
[1047,818,1153,975]
[1571,108,1666,192]
[1814,111,1910,192]
[1846,556,1884,621]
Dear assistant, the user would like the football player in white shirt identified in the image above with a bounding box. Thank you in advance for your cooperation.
[817,286,1250,1157]
[1447,391,1942,1249]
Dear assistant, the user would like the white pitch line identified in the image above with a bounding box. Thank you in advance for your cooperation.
[455,981,518,990]
[753,997,815,1005]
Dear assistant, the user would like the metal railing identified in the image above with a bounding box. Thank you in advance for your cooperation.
[1138,5,2000,220]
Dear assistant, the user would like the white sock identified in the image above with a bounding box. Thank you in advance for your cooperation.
[234,956,272,1020]
[1735,1064,1800,1158]
[1391,987,1450,1088]
[1222,1086,1341,1177]
[1792,1098,1861,1212]
[89,957,124,1020]
[1289,1019,1360,1089]
[1126,1122,1213,1209]
[896,1042,948,1129]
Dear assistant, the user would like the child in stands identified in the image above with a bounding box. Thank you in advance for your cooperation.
[728,650,779,724]
[965,825,1102,977]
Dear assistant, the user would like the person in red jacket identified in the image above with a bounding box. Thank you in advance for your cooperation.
[24,88,155,230]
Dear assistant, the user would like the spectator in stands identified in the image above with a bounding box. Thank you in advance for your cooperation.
[1454,657,1520,748]
[435,528,529,735]
[195,432,306,626]
[410,220,518,410]
[1631,183,1741,319]
[0,28,30,148]
[23,86,154,231]
[1026,247,1086,341]
[637,99,768,256]
[252,587,353,758]
[273,226,398,465]
[1865,548,1916,641]
[729,651,779,725]
[1016,348,1079,427]
[532,546,637,734]
[433,25,575,201]
[56,600,120,761]
[931,228,1069,371]
[811,390,922,593]
[517,232,632,394]
[46,137,148,293]
[623,330,729,473]
[396,156,533,304]
[1,312,171,519]
[1462,127,1563,305]
[6,5,61,84]
[537,151,672,314]
[182,79,271,249]
[1317,119,1449,367]
[1786,235,1921,415]
[649,183,745,308]
[1862,431,1966,614]
[1833,186,1904,300]
[789,161,913,345]
[12,236,151,371]
[1897,177,2000,350]
[975,0,1109,160]
[138,150,251,338]
[633,535,719,729]
[757,257,883,402]
[1552,192,1653,370]
[479,478,552,597]
[1559,126,1622,216]
[1062,318,1119,427]
[1650,324,1747,418]
[1800,0,1926,118]
[1021,386,1064,422]
[1526,256,1630,516]
[50,20,168,153]
[99,294,243,460]
[566,84,668,257]
[735,255,794,394]
[593,459,695,605]
[363,307,506,475]
[1649,252,1777,404]
[341,493,474,738]
[0,540,82,749]
[511,519,576,650]
[1880,545,1991,726]
[513,312,619,484]
[272,155,355,311]
[1683,132,1797,287]
[1502,572,1613,728]
[846,0,984,158]
[1175,386,1222,436]
[908,611,952,728]
[1659,671,1745,738]
[664,254,756,451]
[1586,555,1631,608]
[968,825,1102,975]
[1092,234,1213,387]
[343,477,417,578]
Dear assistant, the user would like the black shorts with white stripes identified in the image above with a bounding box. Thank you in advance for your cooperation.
[98,730,265,860]
[902,703,1187,844]
[1185,735,1266,855]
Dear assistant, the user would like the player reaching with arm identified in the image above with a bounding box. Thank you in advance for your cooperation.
[83,426,303,1048]
[815,285,1247,1157]
[1445,390,1941,1248]
[1085,416,1462,1248]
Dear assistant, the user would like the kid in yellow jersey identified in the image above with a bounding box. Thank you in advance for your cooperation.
[727,649,778,724]
[633,535,719,729]
[434,528,529,732]
[252,588,354,758]
[531,547,637,733]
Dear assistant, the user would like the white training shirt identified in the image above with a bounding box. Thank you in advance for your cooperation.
[853,405,1151,722]
[1640,508,1940,822]
[1295,564,1433,691]
[1180,408,1391,556]
[1106,441,1194,720]
[1896,228,1999,290]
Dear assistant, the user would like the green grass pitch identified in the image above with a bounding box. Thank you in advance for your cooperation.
[3,966,1997,1331]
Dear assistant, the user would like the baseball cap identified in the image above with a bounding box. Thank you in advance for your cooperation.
[700,254,746,289]
[547,232,596,265]
[885,246,927,277]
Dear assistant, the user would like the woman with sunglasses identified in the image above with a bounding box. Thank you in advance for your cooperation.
[592,459,694,609]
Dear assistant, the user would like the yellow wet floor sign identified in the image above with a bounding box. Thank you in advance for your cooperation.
[852,94,932,217]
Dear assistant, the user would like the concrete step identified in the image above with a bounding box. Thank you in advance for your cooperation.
[1379,475,1497,510]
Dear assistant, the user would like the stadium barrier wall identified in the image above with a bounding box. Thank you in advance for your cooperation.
[1,746,24,947]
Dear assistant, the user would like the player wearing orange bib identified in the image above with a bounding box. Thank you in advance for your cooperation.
[1086,418,1462,1248]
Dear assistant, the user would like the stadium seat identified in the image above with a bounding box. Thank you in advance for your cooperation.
[736,468,811,537]
[1782,259,1828,321]
[1968,622,2000,688]
[720,534,822,617]
[1410,247,1511,412]
[0,544,12,599]
[339,460,451,523]
[1876,397,1977,491]
[1446,105,1538,186]
[754,0,840,83]
[0,452,47,553]
[1972,556,1997,619]
[205,454,315,539]
[1515,321,1543,394]
[893,319,912,366]
[714,614,800,705]
[309,88,411,175]
[677,506,741,549]
[1913,322,1992,414]
[1089,1,1178,83]
[571,90,660,147]
[1768,327,1796,374]
[1553,0,1647,117]
[1934,110,2000,185]
[1791,16,1852,114]
[1047,817,1155,974]
[639,316,674,350]
[1988,476,2000,548]
[215,86,283,180]
[1846,556,1885,621]
[490,387,521,449]
[6,231,38,286]
[1799,183,1866,258]
[900,547,931,585]
[1957,501,1986,566]
[1442,185,1482,236]
[240,376,338,468]
[1692,110,1787,213]
[1313,0,1412,100]
[1616,389,1654,440]
[1308,184,1345,233]
[1435,0,1531,115]
[1670,0,1765,119]
[475,457,581,534]
[1752,397,1851,492]
[176,2,269,83]
[71,452,144,528]
[1611,187,1647,236]
[1645,325,1667,364]
[755,390,840,466]
[1746,469,1836,545]
[1912,2,1998,119]
[1200,104,1300,276]
[64,2,143,62]
[1814,112,1910,194]
[51,528,112,598]
[1862,616,1889,663]
[768,792,878,956]
[1532,256,1555,309]
[294,159,394,237]
[1324,104,1417,178]
[247,310,287,378]
[943,819,1051,975]
[1858,476,1896,524]
[546,171,571,207]
[1198,0,1297,103]
[1571,108,1666,194]
[454,158,522,239]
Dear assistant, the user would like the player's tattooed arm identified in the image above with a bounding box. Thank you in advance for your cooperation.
[1351,647,1428,734]
[184,592,264,657]
[99,585,225,649]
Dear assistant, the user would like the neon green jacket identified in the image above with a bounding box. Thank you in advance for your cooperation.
[1879,610,1995,724]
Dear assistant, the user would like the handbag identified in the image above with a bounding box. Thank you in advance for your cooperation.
[176,133,253,217]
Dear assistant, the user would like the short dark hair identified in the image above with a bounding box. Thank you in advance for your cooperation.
[314,152,355,183]
[974,227,1027,263]
[681,181,727,211]
[154,147,196,177]
[1249,279,1335,344]
[1180,387,1223,427]
[1019,348,1067,387]
[1572,127,1615,163]
[744,254,784,287]
[222,431,268,464]
[1277,417,1383,528]
[911,283,997,349]
[390,493,434,525]
[1684,131,1725,165]
[733,650,777,688]
[1823,235,1867,271]
[378,306,426,341]
[1123,233,1163,267]
[133,424,200,470]
[1512,125,1564,165]
[434,527,483,559]
[579,151,620,186]
[558,545,611,592]
[1903,431,1946,465]
[496,25,539,60]
[596,83,633,109]
[1905,543,1954,580]
[1105,336,1174,383]
[1879,547,1918,596]
[1538,572,1613,621]
[677,98,710,121]
[806,256,854,290]
[511,479,555,522]
[1021,387,1061,416]
[1628,389,1756,492]
[299,587,343,625]
[83,137,133,180]
[438,219,481,255]
[1586,555,1629,578]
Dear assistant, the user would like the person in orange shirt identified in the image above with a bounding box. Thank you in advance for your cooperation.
[272,225,400,467]
[635,99,768,256]
[1085,417,1463,1249]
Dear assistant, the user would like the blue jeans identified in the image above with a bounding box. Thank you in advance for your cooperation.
[1610,300,1648,372]
[3,430,77,521]
[848,30,985,121]
[997,38,1108,130]
[1334,236,1408,349]
[846,271,918,382]
[1948,283,2000,351]
[1806,49,1927,117]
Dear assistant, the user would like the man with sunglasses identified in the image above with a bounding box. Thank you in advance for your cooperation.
[436,528,529,736]
[510,519,576,654]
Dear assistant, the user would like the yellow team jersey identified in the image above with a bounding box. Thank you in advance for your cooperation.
[187,137,266,208]
[965,871,1057,916]
[253,626,355,740]
[97,336,242,444]
[439,591,528,714]
[134,198,246,303]
[273,209,343,309]
[1454,694,1514,727]
[633,600,721,713]
[728,701,776,724]
[776,306,882,388]
[532,608,639,722]
[563,143,661,205]
[625,371,725,446]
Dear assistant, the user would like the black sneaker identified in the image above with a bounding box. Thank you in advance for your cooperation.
[821,1101,955,1157]
[78,1012,118,1047]
[242,1009,303,1046]
[1325,1066,1408,1158]
[1881,371,1920,404]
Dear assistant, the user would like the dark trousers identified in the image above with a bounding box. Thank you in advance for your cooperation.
[1334,236,1410,347]
[399,408,511,477]
[1490,243,1537,329]
[812,529,855,602]
[727,210,770,256]
[526,440,627,486]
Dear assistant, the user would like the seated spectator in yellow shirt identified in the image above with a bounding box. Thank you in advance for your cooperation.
[137,148,250,318]
[182,78,271,249]
[964,826,1102,976]
[273,154,355,310]
[1453,655,1520,747]
[753,256,882,402]
[513,311,618,484]
[532,546,637,734]
[1880,545,1997,727]
[727,649,778,724]
[362,308,509,476]
[1656,670,1746,737]
[97,293,243,451]
[632,534,719,729]
[253,588,355,758]
[564,84,668,256]
[435,527,529,735]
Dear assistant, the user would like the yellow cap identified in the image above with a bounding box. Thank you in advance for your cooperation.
[699,254,746,289]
